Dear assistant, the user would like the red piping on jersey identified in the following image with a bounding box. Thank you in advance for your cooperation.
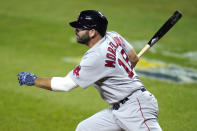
[137,98,150,131]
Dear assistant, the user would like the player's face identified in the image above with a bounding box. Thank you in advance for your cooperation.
[75,28,91,45]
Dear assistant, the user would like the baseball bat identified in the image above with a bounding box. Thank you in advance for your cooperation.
[137,11,182,58]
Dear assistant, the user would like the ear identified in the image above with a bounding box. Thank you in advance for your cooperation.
[89,29,97,38]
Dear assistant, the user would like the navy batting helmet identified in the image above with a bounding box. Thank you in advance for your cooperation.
[69,10,108,37]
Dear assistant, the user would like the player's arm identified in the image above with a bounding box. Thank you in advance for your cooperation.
[128,49,139,68]
[17,72,78,92]
[35,77,52,90]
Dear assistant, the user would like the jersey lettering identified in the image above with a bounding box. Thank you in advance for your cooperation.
[113,37,125,47]
[107,47,116,56]
[104,36,127,69]
[105,60,115,68]
[106,53,116,61]
[109,42,118,49]
[105,40,119,68]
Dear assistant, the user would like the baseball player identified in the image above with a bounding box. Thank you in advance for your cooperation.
[17,10,162,131]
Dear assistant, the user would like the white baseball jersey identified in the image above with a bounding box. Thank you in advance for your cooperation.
[69,31,144,104]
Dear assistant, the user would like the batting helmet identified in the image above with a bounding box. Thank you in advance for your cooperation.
[69,10,108,37]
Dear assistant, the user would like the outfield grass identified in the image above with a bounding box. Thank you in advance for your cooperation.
[0,0,197,130]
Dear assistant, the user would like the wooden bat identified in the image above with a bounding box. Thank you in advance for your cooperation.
[137,11,182,58]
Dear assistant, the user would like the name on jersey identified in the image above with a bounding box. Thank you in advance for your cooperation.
[105,37,125,68]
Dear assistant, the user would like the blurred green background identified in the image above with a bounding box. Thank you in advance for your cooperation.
[0,0,196,130]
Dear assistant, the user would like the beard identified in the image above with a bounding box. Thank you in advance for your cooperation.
[76,31,91,45]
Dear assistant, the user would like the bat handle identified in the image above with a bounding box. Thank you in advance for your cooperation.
[137,44,151,58]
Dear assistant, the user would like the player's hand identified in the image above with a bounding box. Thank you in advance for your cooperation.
[17,72,37,86]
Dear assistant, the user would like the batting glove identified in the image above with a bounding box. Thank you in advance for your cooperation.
[17,72,37,86]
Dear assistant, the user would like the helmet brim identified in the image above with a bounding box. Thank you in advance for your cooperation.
[69,21,84,29]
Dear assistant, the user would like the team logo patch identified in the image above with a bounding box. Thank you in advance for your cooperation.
[73,65,81,78]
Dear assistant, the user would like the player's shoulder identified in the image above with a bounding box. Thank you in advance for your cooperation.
[106,31,121,37]
[81,53,103,67]
[80,47,102,67]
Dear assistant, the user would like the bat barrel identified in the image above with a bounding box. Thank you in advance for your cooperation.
[137,10,182,58]
[148,10,182,47]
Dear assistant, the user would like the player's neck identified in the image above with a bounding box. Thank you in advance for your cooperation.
[88,34,102,48]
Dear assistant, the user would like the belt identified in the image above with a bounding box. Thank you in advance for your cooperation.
[112,88,146,110]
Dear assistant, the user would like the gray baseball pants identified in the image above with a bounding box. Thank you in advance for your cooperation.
[76,90,162,131]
